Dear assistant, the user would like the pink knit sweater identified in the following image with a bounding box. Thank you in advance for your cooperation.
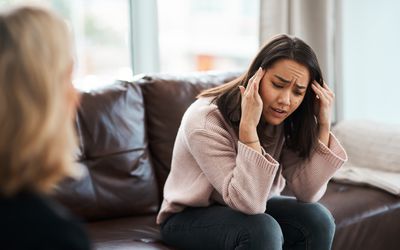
[156,98,347,224]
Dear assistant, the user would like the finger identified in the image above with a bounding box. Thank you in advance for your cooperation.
[239,86,245,97]
[319,84,333,102]
[253,68,265,93]
[248,74,256,85]
[322,82,335,98]
[321,81,334,94]
[313,81,331,101]
[246,67,263,95]
[246,78,255,96]
[311,82,326,101]
[246,71,258,94]
[315,86,333,105]
[311,81,321,94]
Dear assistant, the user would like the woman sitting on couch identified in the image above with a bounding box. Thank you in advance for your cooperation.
[158,34,347,250]
[0,4,90,249]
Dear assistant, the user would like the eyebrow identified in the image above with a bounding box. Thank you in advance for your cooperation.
[274,74,306,90]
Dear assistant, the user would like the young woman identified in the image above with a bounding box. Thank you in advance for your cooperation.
[157,34,348,250]
[0,5,90,249]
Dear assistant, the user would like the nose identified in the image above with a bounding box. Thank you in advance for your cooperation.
[278,90,291,106]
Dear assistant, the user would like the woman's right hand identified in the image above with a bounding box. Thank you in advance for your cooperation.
[238,67,265,149]
[239,67,265,129]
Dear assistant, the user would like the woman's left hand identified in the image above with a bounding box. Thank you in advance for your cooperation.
[311,81,334,128]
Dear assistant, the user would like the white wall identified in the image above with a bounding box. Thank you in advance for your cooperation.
[342,0,400,124]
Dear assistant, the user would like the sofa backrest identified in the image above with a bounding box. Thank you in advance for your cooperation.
[137,71,241,199]
[54,81,159,221]
[54,71,241,221]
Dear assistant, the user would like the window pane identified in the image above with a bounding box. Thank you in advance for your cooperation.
[342,0,400,124]
[0,0,131,88]
[157,0,260,72]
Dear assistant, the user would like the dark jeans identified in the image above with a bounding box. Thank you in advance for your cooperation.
[161,196,335,250]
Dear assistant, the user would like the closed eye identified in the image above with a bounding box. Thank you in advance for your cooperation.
[273,82,304,96]
[272,82,284,88]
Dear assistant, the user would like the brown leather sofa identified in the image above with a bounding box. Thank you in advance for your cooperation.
[54,71,400,250]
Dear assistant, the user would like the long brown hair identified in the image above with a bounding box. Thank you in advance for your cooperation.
[198,34,323,159]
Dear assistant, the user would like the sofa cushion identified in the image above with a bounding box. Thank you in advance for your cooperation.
[137,71,241,198]
[282,181,400,250]
[86,182,400,250]
[54,81,159,221]
[87,215,173,250]
[322,182,400,250]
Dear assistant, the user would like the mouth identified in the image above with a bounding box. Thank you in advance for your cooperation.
[270,107,288,118]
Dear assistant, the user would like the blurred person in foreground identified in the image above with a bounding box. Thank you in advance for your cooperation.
[158,34,348,250]
[0,4,90,250]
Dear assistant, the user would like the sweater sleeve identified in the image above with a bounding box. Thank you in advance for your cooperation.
[281,132,348,202]
[186,127,279,214]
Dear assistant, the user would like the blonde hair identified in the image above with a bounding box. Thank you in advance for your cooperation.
[0,4,79,196]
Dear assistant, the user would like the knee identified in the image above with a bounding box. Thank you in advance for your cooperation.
[239,214,283,249]
[304,203,336,235]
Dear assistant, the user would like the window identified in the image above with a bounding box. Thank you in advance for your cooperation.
[157,0,260,72]
[0,0,131,88]
[2,0,261,82]
[341,0,400,124]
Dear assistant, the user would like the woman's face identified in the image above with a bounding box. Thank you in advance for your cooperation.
[259,59,310,125]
